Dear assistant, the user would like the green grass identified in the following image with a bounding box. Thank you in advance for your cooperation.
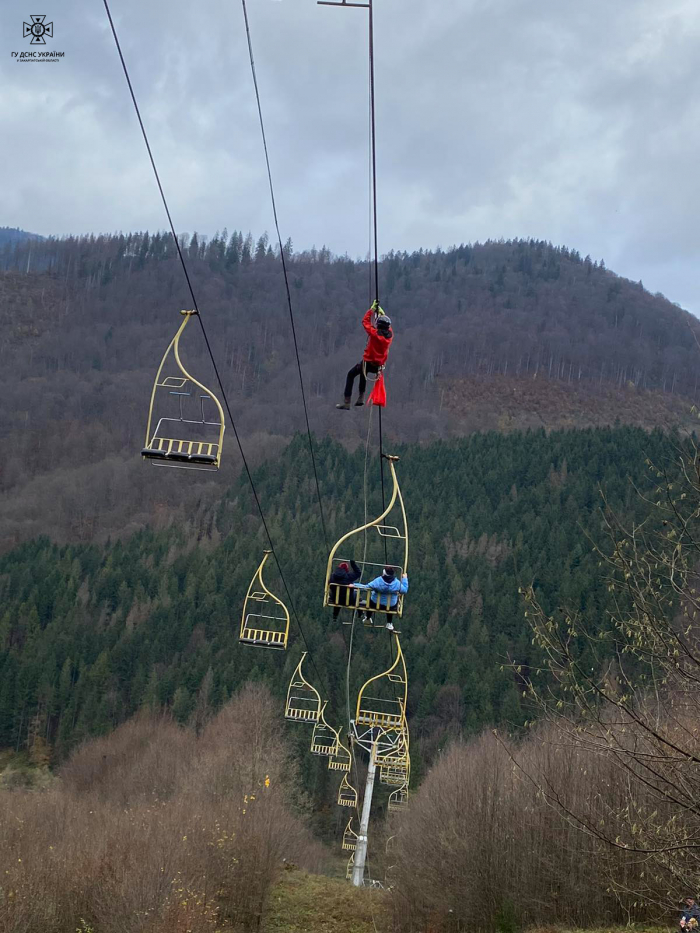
[263,869,390,933]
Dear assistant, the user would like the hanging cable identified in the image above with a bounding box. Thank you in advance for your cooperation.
[368,0,379,305]
[239,0,329,554]
[366,0,388,562]
[102,0,335,708]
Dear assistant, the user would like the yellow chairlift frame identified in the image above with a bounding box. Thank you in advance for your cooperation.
[328,734,352,772]
[355,634,408,731]
[380,755,410,786]
[310,701,339,757]
[388,784,409,812]
[337,772,358,808]
[285,652,322,722]
[345,852,355,880]
[342,817,358,852]
[142,310,225,471]
[324,456,409,619]
[375,726,409,767]
[240,551,290,650]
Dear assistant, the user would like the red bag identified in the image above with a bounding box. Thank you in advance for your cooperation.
[368,372,387,407]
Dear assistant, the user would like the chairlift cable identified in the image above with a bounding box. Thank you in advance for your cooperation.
[239,0,330,554]
[368,0,380,307]
[102,0,335,710]
[366,0,388,563]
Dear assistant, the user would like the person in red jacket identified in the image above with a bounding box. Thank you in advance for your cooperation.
[336,301,393,409]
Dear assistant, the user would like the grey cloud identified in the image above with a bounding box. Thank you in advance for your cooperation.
[2,0,700,310]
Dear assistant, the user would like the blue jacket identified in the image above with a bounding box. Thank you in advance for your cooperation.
[354,574,408,609]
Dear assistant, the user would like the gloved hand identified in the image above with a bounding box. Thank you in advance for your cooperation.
[371,299,380,311]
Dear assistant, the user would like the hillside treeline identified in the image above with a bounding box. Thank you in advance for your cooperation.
[0,684,324,933]
[389,728,660,932]
[0,427,680,765]
[1,233,698,544]
[391,439,700,932]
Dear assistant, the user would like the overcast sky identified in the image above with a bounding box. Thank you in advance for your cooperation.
[2,0,700,311]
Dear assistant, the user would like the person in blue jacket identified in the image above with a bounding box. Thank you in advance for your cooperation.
[681,897,700,930]
[352,566,408,630]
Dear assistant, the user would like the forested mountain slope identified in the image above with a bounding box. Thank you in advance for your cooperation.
[0,227,43,248]
[0,427,679,767]
[0,234,698,545]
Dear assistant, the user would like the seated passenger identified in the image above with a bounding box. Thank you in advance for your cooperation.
[681,897,700,930]
[353,566,408,630]
[329,560,361,620]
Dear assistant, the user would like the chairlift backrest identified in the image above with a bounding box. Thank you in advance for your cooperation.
[142,310,225,471]
[310,702,339,757]
[240,551,290,650]
[342,817,358,852]
[285,652,322,722]
[337,772,358,808]
[328,736,352,772]
[323,457,408,618]
[388,784,409,812]
[356,635,408,730]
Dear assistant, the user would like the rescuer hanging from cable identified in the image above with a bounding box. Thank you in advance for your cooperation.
[336,300,393,410]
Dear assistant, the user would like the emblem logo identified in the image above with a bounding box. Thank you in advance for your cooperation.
[23,15,53,44]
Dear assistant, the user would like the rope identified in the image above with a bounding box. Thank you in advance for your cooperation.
[239,0,329,554]
[365,0,387,563]
[102,0,334,708]
[368,0,379,305]
[368,43,373,308]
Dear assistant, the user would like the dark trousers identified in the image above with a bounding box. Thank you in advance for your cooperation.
[344,361,379,399]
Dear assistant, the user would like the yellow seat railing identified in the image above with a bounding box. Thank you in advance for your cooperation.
[355,634,407,731]
[240,551,290,650]
[342,817,358,852]
[323,456,408,618]
[285,652,321,722]
[142,310,225,471]
[328,734,351,772]
[388,784,409,812]
[337,772,358,808]
[310,702,339,758]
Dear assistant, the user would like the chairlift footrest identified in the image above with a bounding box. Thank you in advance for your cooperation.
[240,636,286,649]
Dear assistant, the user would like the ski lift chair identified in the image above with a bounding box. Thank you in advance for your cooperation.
[142,310,224,470]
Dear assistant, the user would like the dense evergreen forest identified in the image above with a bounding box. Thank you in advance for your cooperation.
[1,234,698,547]
[0,426,682,768]
[0,227,42,248]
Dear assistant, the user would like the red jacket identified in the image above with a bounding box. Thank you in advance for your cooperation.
[362,309,393,365]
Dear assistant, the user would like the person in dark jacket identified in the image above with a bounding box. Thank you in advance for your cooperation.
[329,560,361,620]
[336,301,393,410]
[353,566,408,630]
[681,898,700,929]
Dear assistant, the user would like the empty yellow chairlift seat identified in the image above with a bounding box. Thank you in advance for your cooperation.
[380,757,410,786]
[388,784,409,812]
[142,310,225,471]
[374,725,409,767]
[355,634,408,731]
[310,702,339,757]
[323,455,408,620]
[342,817,358,852]
[285,652,321,722]
[240,551,290,650]
[337,772,358,808]
[328,736,352,772]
